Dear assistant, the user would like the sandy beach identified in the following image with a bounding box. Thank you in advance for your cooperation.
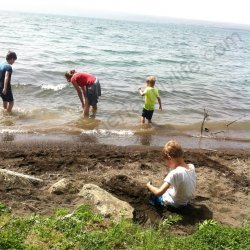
[0,138,249,235]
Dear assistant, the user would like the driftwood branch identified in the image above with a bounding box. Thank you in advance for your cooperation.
[199,109,246,139]
[226,115,246,128]
[200,108,209,137]
[0,168,43,183]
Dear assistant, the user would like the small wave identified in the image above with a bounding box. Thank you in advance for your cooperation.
[157,58,184,64]
[2,107,62,121]
[14,82,68,92]
[102,49,143,55]
[95,26,107,31]
[81,129,134,136]
[0,128,27,134]
[41,83,67,91]
[56,60,78,65]
[14,82,38,88]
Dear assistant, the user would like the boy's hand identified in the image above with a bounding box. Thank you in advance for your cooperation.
[2,88,7,95]
[159,105,162,111]
[138,88,144,96]
[147,180,152,185]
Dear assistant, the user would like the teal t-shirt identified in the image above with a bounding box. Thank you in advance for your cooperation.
[143,87,159,110]
[0,63,12,88]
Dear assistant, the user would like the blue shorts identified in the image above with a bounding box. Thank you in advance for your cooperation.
[0,86,14,102]
[149,194,187,209]
[149,194,166,207]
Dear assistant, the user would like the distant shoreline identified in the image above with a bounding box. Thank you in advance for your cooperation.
[1,10,250,28]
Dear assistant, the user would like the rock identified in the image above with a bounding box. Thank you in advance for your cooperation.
[48,178,72,194]
[0,168,43,184]
[77,183,134,222]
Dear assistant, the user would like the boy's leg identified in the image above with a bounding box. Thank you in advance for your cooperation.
[87,93,98,118]
[90,105,97,118]
[141,116,145,124]
[3,101,8,109]
[7,101,14,113]
[147,110,154,124]
[83,103,90,117]
[141,108,147,124]
[162,192,182,209]
[2,90,14,112]
[92,105,97,113]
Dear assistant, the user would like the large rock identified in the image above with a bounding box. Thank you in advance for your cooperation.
[48,178,72,194]
[77,184,134,222]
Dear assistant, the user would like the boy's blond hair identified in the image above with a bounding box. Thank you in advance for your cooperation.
[163,140,184,159]
[146,76,156,86]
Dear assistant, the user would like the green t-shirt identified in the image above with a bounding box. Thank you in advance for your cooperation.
[143,87,159,110]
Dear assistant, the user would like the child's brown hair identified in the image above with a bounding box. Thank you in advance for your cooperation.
[6,51,17,61]
[65,70,76,80]
[163,140,184,159]
[146,75,156,87]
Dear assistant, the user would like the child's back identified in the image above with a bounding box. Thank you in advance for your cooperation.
[139,76,162,124]
[143,86,159,111]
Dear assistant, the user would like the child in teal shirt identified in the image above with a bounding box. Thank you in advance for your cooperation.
[138,76,162,124]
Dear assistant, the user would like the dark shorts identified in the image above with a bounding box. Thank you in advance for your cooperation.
[87,79,101,107]
[149,194,165,207]
[142,108,154,121]
[149,194,185,211]
[0,86,14,102]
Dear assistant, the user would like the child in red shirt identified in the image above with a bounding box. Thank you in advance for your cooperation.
[65,70,101,117]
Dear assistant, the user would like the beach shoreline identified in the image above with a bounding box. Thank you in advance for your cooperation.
[1,129,250,150]
[0,139,249,234]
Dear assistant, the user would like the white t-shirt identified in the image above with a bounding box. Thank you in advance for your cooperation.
[162,164,196,207]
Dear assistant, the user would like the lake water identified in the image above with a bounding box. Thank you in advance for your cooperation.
[0,11,249,148]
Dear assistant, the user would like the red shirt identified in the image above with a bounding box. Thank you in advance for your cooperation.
[71,72,96,87]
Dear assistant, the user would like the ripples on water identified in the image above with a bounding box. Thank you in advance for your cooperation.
[0,11,249,145]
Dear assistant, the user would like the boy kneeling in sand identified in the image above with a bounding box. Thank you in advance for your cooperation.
[147,140,196,209]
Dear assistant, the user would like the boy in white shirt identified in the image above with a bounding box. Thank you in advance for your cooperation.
[147,140,196,208]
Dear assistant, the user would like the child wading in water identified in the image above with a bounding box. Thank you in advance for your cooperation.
[65,70,101,118]
[0,51,17,113]
[147,140,196,209]
[138,76,162,124]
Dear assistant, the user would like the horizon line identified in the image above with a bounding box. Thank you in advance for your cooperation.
[1,9,250,27]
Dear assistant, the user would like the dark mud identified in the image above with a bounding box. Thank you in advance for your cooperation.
[0,141,249,235]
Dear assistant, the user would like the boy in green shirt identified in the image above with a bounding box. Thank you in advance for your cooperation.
[138,76,162,124]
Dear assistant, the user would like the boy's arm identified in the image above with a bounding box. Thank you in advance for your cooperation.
[72,81,85,109]
[138,88,145,96]
[157,96,162,111]
[146,181,170,196]
[81,85,87,98]
[2,71,10,95]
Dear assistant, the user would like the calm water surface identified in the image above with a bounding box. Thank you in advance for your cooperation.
[0,11,249,147]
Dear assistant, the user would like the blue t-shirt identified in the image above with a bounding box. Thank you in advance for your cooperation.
[0,63,13,88]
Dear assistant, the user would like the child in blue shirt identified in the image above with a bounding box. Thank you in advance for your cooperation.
[0,51,17,113]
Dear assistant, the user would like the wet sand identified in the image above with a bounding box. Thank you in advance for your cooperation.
[0,140,249,235]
